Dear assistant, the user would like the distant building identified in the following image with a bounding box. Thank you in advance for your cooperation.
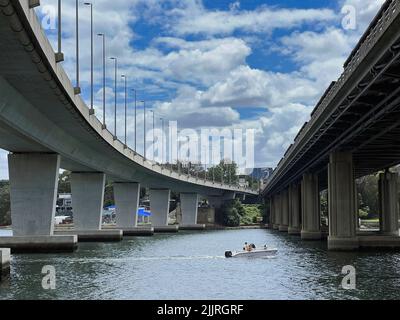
[56,194,72,215]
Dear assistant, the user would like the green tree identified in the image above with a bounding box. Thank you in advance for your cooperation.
[0,181,11,226]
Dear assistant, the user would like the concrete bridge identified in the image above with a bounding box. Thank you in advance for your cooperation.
[0,0,257,252]
[262,0,400,250]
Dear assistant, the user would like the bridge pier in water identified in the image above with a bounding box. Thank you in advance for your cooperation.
[113,183,153,236]
[279,190,289,232]
[301,173,322,240]
[56,172,122,242]
[0,153,77,252]
[272,194,281,230]
[179,193,206,231]
[327,152,358,250]
[150,189,178,233]
[288,184,301,235]
[378,172,399,236]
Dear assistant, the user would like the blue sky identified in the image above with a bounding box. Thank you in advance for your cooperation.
[0,0,386,178]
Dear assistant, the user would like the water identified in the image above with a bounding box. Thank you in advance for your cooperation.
[1,228,400,300]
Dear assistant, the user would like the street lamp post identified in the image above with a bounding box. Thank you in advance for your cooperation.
[160,117,164,164]
[97,33,106,129]
[74,0,81,94]
[110,57,118,140]
[121,75,127,147]
[55,0,64,62]
[150,110,155,160]
[131,89,137,151]
[141,101,146,159]
[84,2,94,114]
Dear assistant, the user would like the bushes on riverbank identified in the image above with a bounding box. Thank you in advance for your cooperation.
[0,181,10,226]
[218,199,263,227]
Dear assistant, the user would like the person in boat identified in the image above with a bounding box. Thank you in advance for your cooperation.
[243,242,254,252]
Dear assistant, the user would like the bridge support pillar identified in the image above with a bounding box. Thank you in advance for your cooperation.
[268,197,275,228]
[0,154,77,252]
[378,172,399,236]
[150,189,171,228]
[328,152,358,250]
[273,193,281,230]
[301,173,322,240]
[8,153,59,236]
[288,183,301,235]
[114,183,140,229]
[279,189,289,232]
[71,172,106,231]
[180,193,205,230]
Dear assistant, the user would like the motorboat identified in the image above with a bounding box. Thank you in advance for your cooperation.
[225,245,277,258]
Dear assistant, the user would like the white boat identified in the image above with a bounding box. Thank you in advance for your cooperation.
[225,247,277,258]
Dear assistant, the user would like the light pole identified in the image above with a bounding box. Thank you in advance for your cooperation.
[55,0,64,62]
[131,89,137,151]
[84,2,94,114]
[121,75,127,148]
[110,57,118,140]
[141,100,146,159]
[160,117,164,164]
[150,110,155,160]
[74,0,81,94]
[97,33,106,129]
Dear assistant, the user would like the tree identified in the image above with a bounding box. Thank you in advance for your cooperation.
[0,180,11,226]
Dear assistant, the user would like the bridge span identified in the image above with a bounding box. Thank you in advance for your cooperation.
[0,0,257,252]
[263,0,400,250]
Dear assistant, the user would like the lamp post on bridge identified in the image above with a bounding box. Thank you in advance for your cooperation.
[160,117,165,164]
[74,0,81,94]
[150,110,155,160]
[97,33,106,129]
[121,75,127,148]
[110,57,118,140]
[141,100,146,160]
[131,89,137,152]
[55,0,64,62]
[84,2,94,114]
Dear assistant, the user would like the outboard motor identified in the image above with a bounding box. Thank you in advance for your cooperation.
[251,243,256,249]
[225,251,233,258]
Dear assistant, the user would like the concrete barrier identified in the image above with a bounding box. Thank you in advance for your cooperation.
[0,248,10,281]
[153,225,179,233]
[54,230,123,242]
[179,224,206,231]
[0,236,77,253]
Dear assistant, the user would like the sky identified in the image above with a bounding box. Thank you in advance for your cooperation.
[0,0,386,178]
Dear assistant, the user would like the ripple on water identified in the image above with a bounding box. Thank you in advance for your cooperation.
[1,229,400,300]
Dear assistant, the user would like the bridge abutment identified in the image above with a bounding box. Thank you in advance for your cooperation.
[327,152,358,250]
[301,173,322,240]
[0,153,77,252]
[279,189,289,232]
[378,172,399,236]
[288,183,301,235]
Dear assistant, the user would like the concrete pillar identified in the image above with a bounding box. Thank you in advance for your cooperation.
[379,172,399,236]
[114,183,140,228]
[8,153,60,236]
[150,189,171,227]
[288,183,301,235]
[301,173,322,240]
[269,197,275,227]
[273,193,281,230]
[0,248,10,281]
[279,189,289,232]
[71,172,106,231]
[328,152,358,250]
[180,193,199,225]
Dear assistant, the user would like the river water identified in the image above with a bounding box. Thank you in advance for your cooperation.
[0,228,400,300]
